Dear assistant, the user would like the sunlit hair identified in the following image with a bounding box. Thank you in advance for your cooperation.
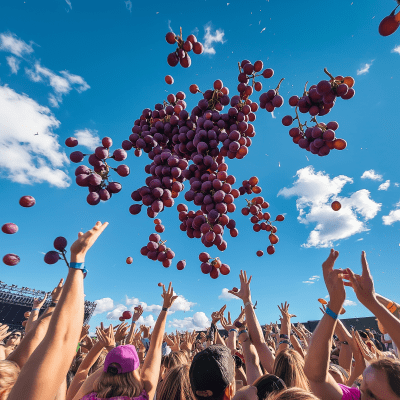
[163,350,189,370]
[89,348,107,375]
[273,349,310,391]
[266,387,319,400]
[253,374,286,400]
[370,358,400,395]
[0,360,20,400]
[157,364,195,400]
[93,363,143,398]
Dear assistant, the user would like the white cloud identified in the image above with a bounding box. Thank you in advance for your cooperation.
[125,0,132,12]
[278,166,381,248]
[93,298,114,315]
[170,294,196,313]
[218,288,239,300]
[382,201,400,226]
[106,304,127,320]
[0,32,34,57]
[344,300,357,306]
[303,275,319,285]
[0,85,70,187]
[378,180,390,191]
[137,314,156,328]
[203,24,225,55]
[74,129,100,151]
[6,56,20,74]
[357,61,373,75]
[65,0,72,9]
[325,295,329,299]
[168,312,209,330]
[392,45,400,55]
[395,183,399,187]
[361,170,383,181]
[25,61,90,107]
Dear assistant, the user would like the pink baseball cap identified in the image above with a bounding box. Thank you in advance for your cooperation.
[104,345,140,374]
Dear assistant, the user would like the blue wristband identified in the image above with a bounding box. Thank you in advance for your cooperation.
[69,262,87,278]
[32,308,40,311]
[229,328,238,333]
[238,329,248,336]
[325,306,338,320]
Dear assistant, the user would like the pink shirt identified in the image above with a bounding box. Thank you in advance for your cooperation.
[80,390,149,400]
[338,384,361,400]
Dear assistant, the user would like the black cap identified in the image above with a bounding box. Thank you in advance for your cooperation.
[189,345,235,398]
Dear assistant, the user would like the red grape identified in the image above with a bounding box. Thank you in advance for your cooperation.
[177,260,186,270]
[165,75,174,85]
[65,137,78,147]
[54,237,67,251]
[126,257,133,264]
[3,254,20,266]
[1,223,18,234]
[267,245,275,255]
[256,250,264,257]
[44,251,60,264]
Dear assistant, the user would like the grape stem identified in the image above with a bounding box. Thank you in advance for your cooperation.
[303,81,309,96]
[275,78,285,92]
[323,68,335,81]
[60,249,70,268]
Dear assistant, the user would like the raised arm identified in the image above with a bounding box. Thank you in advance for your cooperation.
[345,251,400,355]
[228,270,275,373]
[275,302,292,357]
[303,249,346,400]
[7,279,64,369]
[8,221,108,400]
[238,330,262,385]
[25,293,48,333]
[141,282,178,400]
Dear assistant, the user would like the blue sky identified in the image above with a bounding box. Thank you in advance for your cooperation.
[1,0,400,333]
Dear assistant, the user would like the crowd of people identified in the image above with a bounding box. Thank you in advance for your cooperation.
[0,221,400,400]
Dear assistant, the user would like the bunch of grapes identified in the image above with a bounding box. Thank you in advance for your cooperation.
[69,137,129,205]
[259,78,285,113]
[153,218,165,233]
[120,310,132,322]
[198,252,230,279]
[44,236,69,265]
[166,28,203,68]
[140,233,176,268]
[238,176,262,196]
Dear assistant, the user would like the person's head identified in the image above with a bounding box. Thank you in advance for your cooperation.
[328,363,349,385]
[189,344,236,400]
[272,349,309,391]
[266,387,319,400]
[93,345,143,398]
[0,360,20,399]
[377,319,388,335]
[157,364,195,400]
[359,358,400,400]
[5,331,22,348]
[252,374,286,400]
[163,350,189,371]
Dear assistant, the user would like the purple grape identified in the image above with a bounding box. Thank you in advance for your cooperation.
[336,84,348,97]
[54,237,67,251]
[95,147,109,159]
[65,137,78,147]
[318,145,331,156]
[87,192,100,205]
[167,52,179,67]
[323,130,335,141]
[3,254,20,266]
[108,182,122,193]
[70,151,84,163]
[282,115,293,126]
[102,137,113,148]
[19,196,35,207]
[298,138,309,149]
[116,165,130,177]
[113,149,127,161]
[201,262,212,274]
[326,121,339,131]
[89,173,102,186]
[312,127,323,138]
[122,140,133,151]
[129,204,142,215]
[289,96,299,106]
[44,251,60,264]
[313,138,325,148]
[88,154,102,167]
[75,165,90,176]
[99,189,111,201]
[316,80,331,95]
[1,223,18,234]
[341,88,355,100]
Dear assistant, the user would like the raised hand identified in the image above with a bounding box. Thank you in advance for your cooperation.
[278,302,291,320]
[233,307,246,328]
[228,270,252,303]
[220,311,235,331]
[79,324,90,342]
[114,322,129,342]
[132,305,143,322]
[344,251,376,308]
[322,249,346,311]
[50,279,64,303]
[70,221,109,262]
[33,293,48,309]
[80,335,93,351]
[160,282,178,309]
[96,324,115,349]
[353,330,377,362]
[0,323,12,342]
[211,304,226,325]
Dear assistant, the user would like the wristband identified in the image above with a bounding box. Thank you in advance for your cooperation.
[238,329,248,336]
[280,334,289,339]
[162,307,169,312]
[32,308,40,311]
[229,328,238,333]
[69,262,87,278]
[279,340,290,345]
[244,301,252,308]
[49,302,58,308]
[325,306,338,320]
[387,301,397,314]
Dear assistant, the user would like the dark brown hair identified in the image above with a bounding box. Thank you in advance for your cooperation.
[253,374,286,400]
[370,358,400,395]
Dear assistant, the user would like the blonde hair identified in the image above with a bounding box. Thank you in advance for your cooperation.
[0,361,20,400]
[163,351,189,370]
[273,350,310,391]
[157,364,195,400]
[94,363,143,398]
[267,387,319,400]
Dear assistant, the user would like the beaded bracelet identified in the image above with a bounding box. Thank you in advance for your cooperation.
[279,339,290,345]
